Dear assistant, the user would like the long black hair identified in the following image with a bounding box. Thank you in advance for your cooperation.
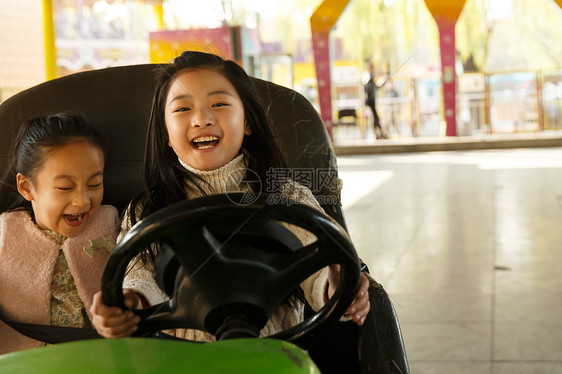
[0,113,106,214]
[130,52,306,306]
[130,50,287,225]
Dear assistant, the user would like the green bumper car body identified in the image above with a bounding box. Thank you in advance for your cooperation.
[0,338,319,374]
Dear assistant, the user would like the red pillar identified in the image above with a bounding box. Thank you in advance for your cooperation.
[436,19,457,136]
[311,30,333,138]
[424,0,467,136]
[310,0,352,140]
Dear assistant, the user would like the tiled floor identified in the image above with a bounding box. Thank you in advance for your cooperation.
[337,147,562,374]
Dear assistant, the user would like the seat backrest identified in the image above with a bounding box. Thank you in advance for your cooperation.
[0,64,345,223]
[0,66,411,374]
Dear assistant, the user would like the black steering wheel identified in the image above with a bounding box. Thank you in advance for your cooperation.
[102,193,360,342]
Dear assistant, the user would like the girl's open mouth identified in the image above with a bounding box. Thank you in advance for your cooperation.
[63,213,85,226]
[191,136,219,150]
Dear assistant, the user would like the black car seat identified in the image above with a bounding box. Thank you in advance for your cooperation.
[0,64,409,374]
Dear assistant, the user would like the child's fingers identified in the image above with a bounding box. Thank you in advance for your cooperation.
[328,269,372,325]
[90,291,118,317]
[357,274,370,294]
[90,291,125,318]
[90,291,103,315]
[347,301,370,326]
[98,313,139,336]
[98,310,137,328]
[90,291,142,338]
[93,310,141,338]
[346,275,371,326]
[95,323,137,339]
[347,275,369,309]
[349,297,371,325]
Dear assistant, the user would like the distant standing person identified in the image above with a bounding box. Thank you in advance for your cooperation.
[363,63,384,139]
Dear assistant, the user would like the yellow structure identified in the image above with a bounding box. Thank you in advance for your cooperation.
[42,0,56,81]
[423,0,466,21]
[154,2,165,31]
[310,0,351,32]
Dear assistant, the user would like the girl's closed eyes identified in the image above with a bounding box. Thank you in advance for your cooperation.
[56,184,102,191]
[55,176,103,190]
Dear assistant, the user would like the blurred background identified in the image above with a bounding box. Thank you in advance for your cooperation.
[1,0,562,142]
[1,3,561,373]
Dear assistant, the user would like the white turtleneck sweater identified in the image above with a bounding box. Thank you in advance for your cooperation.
[121,154,329,341]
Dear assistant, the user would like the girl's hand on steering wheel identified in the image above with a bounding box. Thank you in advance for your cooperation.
[327,264,370,326]
[90,289,142,338]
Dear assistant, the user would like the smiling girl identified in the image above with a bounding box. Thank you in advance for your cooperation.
[0,113,119,355]
[90,51,370,340]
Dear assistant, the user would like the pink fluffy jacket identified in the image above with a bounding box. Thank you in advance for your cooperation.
[0,205,119,355]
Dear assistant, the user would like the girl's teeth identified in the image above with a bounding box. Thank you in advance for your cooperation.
[194,136,218,142]
[192,136,219,149]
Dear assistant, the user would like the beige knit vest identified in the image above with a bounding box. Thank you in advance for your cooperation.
[0,205,119,355]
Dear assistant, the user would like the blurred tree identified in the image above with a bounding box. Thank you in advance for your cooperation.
[190,0,561,74]
[336,0,384,64]
[219,0,232,26]
[336,0,440,76]
[270,0,319,52]
[457,0,562,72]
[219,0,262,29]
[457,0,490,72]
[508,0,562,69]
